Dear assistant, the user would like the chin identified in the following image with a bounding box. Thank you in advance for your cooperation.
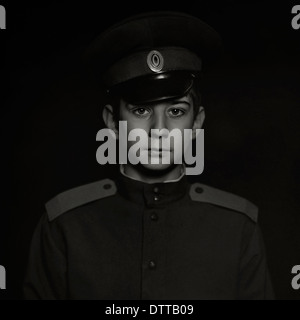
[135,162,181,179]
[140,163,174,171]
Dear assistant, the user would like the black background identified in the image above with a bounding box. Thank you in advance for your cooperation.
[0,0,300,300]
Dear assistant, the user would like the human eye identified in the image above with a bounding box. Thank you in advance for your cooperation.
[167,108,186,117]
[132,107,151,117]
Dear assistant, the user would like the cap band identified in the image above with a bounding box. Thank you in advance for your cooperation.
[108,71,196,104]
[104,47,202,87]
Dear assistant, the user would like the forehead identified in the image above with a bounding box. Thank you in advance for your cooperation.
[121,93,193,108]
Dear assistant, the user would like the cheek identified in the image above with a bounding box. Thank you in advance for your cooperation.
[167,116,194,150]
[122,118,150,150]
[120,110,149,131]
[167,115,194,132]
[126,119,149,132]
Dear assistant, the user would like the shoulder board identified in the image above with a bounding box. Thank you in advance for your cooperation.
[45,179,117,222]
[189,183,258,223]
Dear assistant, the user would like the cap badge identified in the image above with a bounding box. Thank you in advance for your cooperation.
[147,50,164,72]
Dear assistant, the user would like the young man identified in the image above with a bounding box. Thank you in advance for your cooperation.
[23,11,274,299]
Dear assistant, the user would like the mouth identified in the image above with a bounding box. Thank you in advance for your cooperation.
[147,149,173,159]
[148,148,171,152]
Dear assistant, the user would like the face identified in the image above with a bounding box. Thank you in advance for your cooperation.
[118,93,199,171]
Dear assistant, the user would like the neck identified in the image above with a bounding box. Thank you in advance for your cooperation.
[122,164,183,184]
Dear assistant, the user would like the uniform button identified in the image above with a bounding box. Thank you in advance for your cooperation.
[148,260,156,269]
[154,195,160,201]
[153,187,159,193]
[103,183,111,190]
[195,186,203,194]
[150,213,158,221]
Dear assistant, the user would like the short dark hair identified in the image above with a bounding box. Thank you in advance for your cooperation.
[188,75,202,116]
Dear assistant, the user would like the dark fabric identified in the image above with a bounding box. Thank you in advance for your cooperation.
[23,174,274,300]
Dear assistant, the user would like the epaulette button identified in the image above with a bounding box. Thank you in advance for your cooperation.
[195,187,203,194]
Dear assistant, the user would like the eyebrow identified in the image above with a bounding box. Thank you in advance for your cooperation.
[126,100,191,108]
[170,100,190,106]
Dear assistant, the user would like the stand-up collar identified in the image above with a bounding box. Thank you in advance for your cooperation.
[115,169,189,207]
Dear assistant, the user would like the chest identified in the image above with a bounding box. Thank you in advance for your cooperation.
[63,198,242,299]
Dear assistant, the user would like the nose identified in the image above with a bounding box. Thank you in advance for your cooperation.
[149,108,168,139]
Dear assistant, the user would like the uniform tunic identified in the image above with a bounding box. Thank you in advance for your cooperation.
[23,173,274,299]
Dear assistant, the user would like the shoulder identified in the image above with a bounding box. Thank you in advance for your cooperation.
[45,179,117,222]
[189,183,258,223]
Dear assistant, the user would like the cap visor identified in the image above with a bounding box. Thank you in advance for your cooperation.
[109,71,196,105]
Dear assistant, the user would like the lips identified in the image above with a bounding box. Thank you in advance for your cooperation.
[148,149,172,152]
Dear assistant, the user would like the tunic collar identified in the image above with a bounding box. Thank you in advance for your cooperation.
[116,165,189,207]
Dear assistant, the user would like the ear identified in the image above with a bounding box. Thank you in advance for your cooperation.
[192,106,205,139]
[102,104,119,139]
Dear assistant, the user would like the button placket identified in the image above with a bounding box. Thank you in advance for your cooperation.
[141,204,165,298]
[153,186,160,202]
[148,260,156,269]
[150,212,158,221]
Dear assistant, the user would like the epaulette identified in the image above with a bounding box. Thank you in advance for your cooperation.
[189,183,258,223]
[45,179,117,222]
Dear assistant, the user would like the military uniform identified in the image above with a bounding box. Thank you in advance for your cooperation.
[23,171,273,299]
[23,12,274,299]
